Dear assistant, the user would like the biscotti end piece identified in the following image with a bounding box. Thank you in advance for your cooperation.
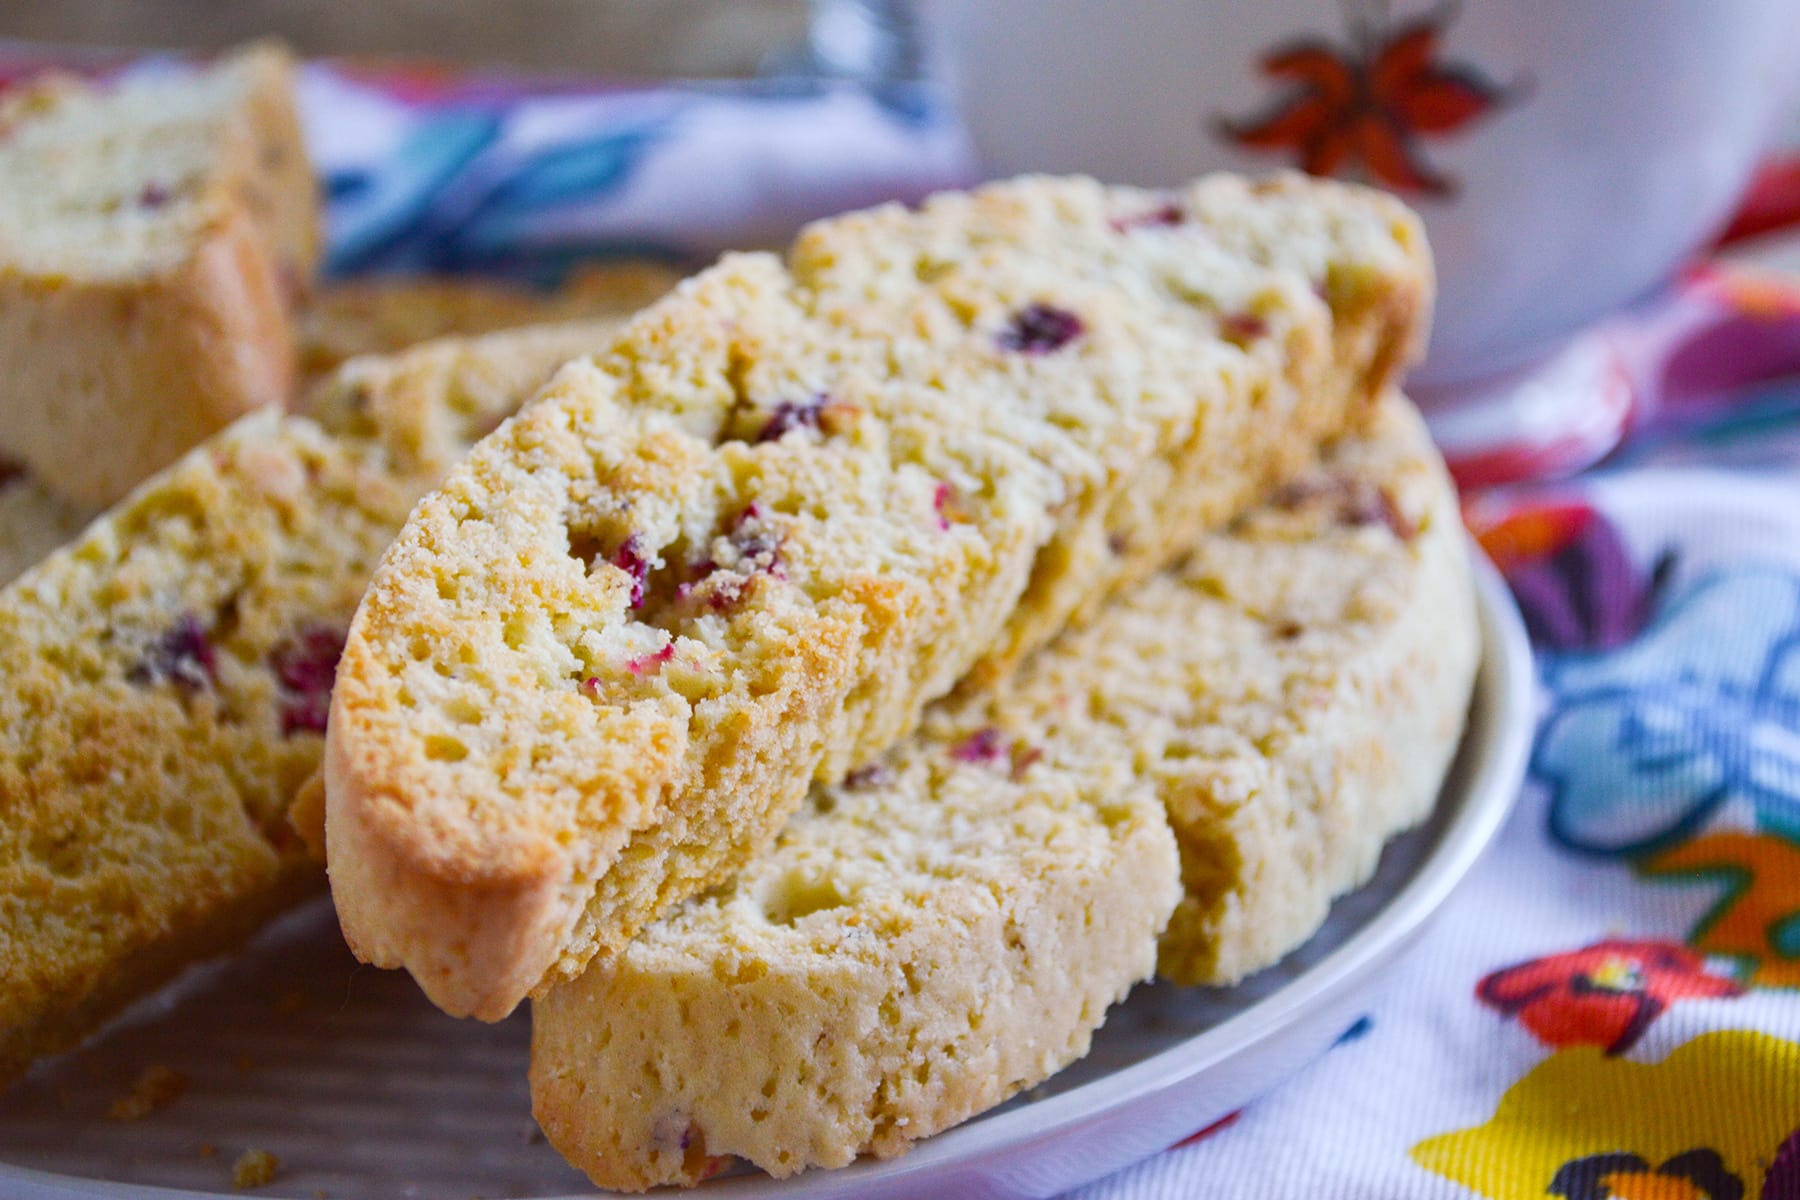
[1151,396,1477,984]
[0,42,320,508]
[531,728,1179,1189]
[326,172,1432,1021]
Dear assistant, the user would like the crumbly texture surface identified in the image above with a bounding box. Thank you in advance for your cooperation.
[0,317,633,1086]
[528,392,1476,1189]
[0,42,321,507]
[326,171,1432,1020]
[296,262,685,384]
[230,1147,280,1189]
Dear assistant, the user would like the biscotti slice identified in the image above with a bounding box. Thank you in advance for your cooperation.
[528,391,1476,1189]
[0,317,638,1086]
[326,172,1431,1020]
[1023,393,1479,984]
[0,42,320,508]
[296,262,686,384]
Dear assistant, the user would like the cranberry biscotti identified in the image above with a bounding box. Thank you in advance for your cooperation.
[529,391,1477,1189]
[0,43,320,508]
[326,171,1432,1020]
[0,316,643,1085]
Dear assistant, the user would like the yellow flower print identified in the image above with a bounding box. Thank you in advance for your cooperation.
[1411,1031,1800,1199]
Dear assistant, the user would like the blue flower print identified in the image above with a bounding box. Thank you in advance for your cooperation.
[1535,568,1800,859]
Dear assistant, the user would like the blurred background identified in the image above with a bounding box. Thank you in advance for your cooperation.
[0,0,815,78]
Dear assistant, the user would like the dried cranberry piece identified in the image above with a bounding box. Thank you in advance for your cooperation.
[678,505,787,614]
[626,642,676,675]
[138,182,171,210]
[611,536,651,609]
[1220,312,1269,343]
[1010,744,1044,779]
[951,726,1009,765]
[933,482,955,531]
[1110,202,1184,231]
[756,396,826,444]
[844,762,894,789]
[270,625,345,736]
[129,614,217,692]
[998,304,1084,355]
[1274,474,1417,541]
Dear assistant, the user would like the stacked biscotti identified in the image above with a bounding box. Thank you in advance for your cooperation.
[0,44,322,508]
[324,172,1433,1023]
[0,309,664,1085]
[530,390,1477,1188]
[0,121,1478,1194]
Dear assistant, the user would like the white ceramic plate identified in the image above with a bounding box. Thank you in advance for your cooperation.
[0,556,1533,1200]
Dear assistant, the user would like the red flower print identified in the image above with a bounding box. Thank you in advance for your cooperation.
[1216,1,1519,196]
[1477,939,1742,1055]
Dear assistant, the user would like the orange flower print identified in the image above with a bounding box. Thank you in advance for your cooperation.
[1217,1,1520,196]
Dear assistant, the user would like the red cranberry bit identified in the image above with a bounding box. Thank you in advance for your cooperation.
[951,726,1009,766]
[1219,312,1269,344]
[1275,474,1417,541]
[580,676,602,697]
[998,304,1084,355]
[610,536,651,609]
[137,181,171,210]
[1365,487,1419,542]
[129,614,217,692]
[1010,744,1044,779]
[756,396,826,444]
[626,642,676,675]
[722,504,784,575]
[1275,620,1305,641]
[680,505,787,613]
[844,762,894,789]
[1106,532,1129,556]
[932,481,972,531]
[1109,202,1184,232]
[270,625,345,736]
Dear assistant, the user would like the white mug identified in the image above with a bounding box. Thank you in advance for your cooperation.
[922,0,1800,384]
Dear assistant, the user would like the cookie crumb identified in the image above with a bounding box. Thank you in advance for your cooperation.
[107,1064,188,1121]
[232,1148,280,1189]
